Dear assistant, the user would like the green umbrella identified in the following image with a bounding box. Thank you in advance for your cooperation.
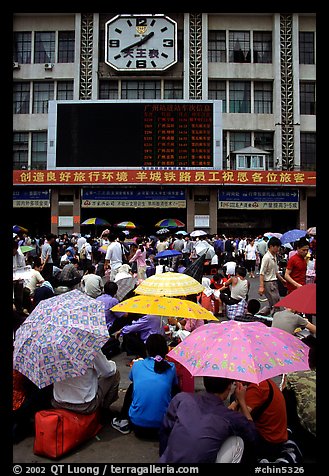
[20,245,34,254]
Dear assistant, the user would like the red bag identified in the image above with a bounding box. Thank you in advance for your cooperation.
[33,408,102,459]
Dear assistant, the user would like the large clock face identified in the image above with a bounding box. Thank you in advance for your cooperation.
[105,14,177,71]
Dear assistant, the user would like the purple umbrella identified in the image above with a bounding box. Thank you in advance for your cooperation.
[155,249,182,259]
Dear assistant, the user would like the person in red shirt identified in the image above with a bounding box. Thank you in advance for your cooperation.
[284,237,309,294]
[209,273,227,315]
[244,378,288,461]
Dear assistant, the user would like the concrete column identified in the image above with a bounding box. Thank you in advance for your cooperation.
[50,188,59,235]
[186,188,195,232]
[209,188,218,235]
[73,188,81,234]
[298,189,308,230]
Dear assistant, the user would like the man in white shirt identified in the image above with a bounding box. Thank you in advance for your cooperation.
[52,351,120,414]
[104,233,123,281]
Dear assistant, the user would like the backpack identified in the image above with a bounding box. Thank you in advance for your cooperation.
[121,243,130,264]
[79,244,87,260]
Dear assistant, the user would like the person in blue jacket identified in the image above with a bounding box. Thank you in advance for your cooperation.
[111,333,178,439]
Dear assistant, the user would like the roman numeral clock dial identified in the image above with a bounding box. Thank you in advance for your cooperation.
[105,14,177,71]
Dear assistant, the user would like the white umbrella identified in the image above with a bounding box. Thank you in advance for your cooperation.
[190,230,208,237]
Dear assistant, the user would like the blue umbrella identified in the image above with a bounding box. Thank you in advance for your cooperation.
[280,229,307,245]
[155,249,182,259]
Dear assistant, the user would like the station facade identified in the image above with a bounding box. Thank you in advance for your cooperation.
[13,12,316,236]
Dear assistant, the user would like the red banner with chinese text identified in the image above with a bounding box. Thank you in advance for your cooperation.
[13,169,316,187]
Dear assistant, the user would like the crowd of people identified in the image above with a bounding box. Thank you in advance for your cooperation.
[12,226,316,464]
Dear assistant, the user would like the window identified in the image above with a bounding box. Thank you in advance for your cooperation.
[229,31,250,63]
[300,132,316,171]
[253,32,272,63]
[99,81,119,99]
[13,133,29,170]
[229,132,251,152]
[31,132,47,169]
[13,82,30,114]
[164,80,183,99]
[57,81,74,100]
[229,81,251,112]
[121,81,161,99]
[177,29,184,63]
[58,31,75,63]
[33,82,54,113]
[208,31,226,62]
[300,82,316,115]
[34,32,55,63]
[254,82,273,113]
[236,154,265,170]
[208,80,226,112]
[13,32,32,64]
[254,132,274,168]
[299,32,315,64]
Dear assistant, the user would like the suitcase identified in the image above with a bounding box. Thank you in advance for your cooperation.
[34,408,102,459]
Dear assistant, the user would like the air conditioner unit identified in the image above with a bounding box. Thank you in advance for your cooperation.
[44,63,53,70]
[13,62,20,70]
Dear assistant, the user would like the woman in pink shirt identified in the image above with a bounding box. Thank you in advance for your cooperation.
[129,238,147,281]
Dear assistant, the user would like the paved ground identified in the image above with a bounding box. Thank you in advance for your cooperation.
[12,274,267,464]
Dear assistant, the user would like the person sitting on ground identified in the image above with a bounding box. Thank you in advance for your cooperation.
[176,259,186,274]
[197,277,218,314]
[111,334,178,438]
[222,257,237,278]
[96,281,129,335]
[57,258,82,289]
[51,348,120,417]
[22,257,44,313]
[158,376,258,463]
[81,264,104,298]
[220,265,250,306]
[33,281,55,307]
[242,376,297,463]
[271,307,316,336]
[112,314,164,359]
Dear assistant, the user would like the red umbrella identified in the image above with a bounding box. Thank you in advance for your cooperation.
[274,283,316,314]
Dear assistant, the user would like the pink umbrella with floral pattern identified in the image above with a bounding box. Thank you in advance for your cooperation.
[167,320,310,384]
[13,289,109,388]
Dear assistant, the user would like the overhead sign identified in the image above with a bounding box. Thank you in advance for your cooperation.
[81,189,186,208]
[218,189,299,210]
[13,189,50,207]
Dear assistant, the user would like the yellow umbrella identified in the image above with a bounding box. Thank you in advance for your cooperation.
[111,295,217,321]
[134,272,204,297]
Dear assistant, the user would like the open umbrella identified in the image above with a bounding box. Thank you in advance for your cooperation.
[183,254,206,283]
[81,217,111,226]
[111,295,218,321]
[167,320,310,384]
[114,221,137,229]
[274,283,316,315]
[13,289,109,388]
[156,228,170,235]
[155,249,182,259]
[13,225,28,234]
[19,245,35,254]
[307,227,316,236]
[190,230,208,237]
[134,272,204,297]
[155,219,185,228]
[264,232,282,239]
[280,229,307,245]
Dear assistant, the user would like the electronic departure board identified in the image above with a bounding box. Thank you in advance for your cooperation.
[48,100,222,169]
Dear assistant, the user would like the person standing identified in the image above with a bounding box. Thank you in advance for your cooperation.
[258,236,286,316]
[40,233,56,284]
[245,238,258,278]
[284,237,309,294]
[104,233,123,282]
[129,238,147,282]
[257,236,269,271]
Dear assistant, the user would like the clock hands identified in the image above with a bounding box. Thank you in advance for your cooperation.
[121,31,155,53]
